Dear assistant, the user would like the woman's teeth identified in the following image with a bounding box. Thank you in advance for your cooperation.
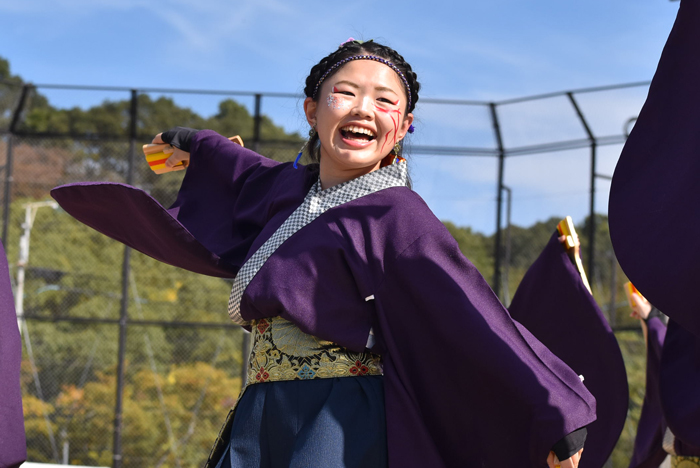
[341,125,376,141]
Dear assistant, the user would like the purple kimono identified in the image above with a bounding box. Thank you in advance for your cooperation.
[52,130,596,467]
[659,320,700,457]
[0,241,26,468]
[509,232,628,468]
[629,315,700,462]
[629,316,668,468]
[609,0,700,339]
[609,0,700,453]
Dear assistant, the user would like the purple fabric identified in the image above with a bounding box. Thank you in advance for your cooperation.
[53,130,597,467]
[170,130,317,268]
[660,320,700,454]
[629,317,668,468]
[508,232,626,468]
[608,0,700,338]
[51,182,238,278]
[370,221,596,467]
[50,131,318,279]
[0,241,26,468]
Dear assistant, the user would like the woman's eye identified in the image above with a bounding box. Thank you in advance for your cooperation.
[378,97,398,105]
[332,87,353,96]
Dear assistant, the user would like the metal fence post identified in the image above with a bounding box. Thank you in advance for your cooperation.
[113,89,137,468]
[501,185,512,307]
[490,103,506,297]
[567,92,597,289]
[3,84,31,245]
[3,136,14,245]
[588,144,598,283]
[253,94,262,153]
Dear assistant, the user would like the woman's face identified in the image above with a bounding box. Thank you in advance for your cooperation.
[304,59,414,178]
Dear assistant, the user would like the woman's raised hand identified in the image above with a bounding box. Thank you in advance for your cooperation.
[629,292,652,320]
[152,133,190,169]
[547,448,583,468]
[557,232,581,257]
[153,127,199,169]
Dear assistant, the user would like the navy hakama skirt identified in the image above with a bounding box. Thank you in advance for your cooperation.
[213,376,387,468]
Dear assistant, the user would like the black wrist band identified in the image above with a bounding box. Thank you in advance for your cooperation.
[552,427,587,461]
[644,306,664,323]
[160,127,199,153]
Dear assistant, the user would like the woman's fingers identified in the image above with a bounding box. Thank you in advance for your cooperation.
[149,132,189,168]
[560,448,584,468]
[165,147,190,168]
[548,447,583,468]
[630,293,651,319]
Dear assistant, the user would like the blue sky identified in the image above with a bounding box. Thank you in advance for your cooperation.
[0,0,680,233]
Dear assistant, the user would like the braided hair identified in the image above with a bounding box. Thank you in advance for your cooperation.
[303,40,420,164]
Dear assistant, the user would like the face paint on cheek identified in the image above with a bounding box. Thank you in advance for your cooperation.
[327,94,346,110]
[327,86,348,110]
[376,105,403,154]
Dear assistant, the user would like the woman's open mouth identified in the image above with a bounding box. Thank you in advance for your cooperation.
[340,125,376,143]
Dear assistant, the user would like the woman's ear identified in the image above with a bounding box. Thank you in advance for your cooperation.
[304,97,317,127]
[396,112,414,142]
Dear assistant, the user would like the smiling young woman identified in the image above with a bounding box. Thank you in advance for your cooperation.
[52,39,595,468]
[303,59,414,188]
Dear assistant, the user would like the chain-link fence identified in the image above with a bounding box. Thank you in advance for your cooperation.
[0,80,653,466]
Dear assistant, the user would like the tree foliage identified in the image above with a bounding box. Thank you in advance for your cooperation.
[0,56,25,130]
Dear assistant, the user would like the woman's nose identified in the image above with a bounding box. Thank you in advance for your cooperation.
[351,96,373,119]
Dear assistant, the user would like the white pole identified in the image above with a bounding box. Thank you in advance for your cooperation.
[15,204,31,334]
[61,428,69,464]
[15,201,58,334]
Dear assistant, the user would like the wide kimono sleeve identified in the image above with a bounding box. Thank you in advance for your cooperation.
[0,241,26,468]
[51,130,313,277]
[372,225,596,468]
[168,130,283,266]
[508,232,628,468]
[609,0,700,337]
[629,316,668,468]
[659,320,700,455]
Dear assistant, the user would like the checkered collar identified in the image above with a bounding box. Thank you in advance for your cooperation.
[306,160,408,213]
[227,161,409,325]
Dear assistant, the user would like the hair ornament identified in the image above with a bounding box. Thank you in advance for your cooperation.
[408,124,415,134]
[312,55,412,110]
[339,38,373,47]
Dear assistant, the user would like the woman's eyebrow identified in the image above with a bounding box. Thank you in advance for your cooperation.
[375,86,398,95]
[334,80,360,89]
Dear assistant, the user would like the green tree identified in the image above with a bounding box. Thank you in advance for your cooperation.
[0,56,25,130]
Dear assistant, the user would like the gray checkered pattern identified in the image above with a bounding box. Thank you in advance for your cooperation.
[228,161,409,324]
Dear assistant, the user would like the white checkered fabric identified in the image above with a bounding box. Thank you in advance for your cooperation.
[227,161,409,324]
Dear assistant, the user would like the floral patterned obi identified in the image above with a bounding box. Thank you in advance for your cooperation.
[673,457,700,468]
[247,316,382,386]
